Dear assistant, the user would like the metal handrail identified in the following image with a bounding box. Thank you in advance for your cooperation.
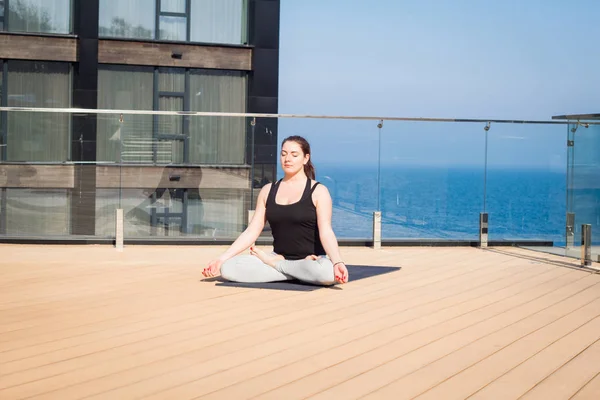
[1,107,599,124]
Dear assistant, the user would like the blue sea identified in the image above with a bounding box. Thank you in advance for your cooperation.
[315,165,567,243]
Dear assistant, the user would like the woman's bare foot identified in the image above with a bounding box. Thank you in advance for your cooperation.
[250,246,285,267]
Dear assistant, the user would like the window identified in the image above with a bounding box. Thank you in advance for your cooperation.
[99,0,155,39]
[96,66,154,162]
[6,0,71,34]
[157,68,186,163]
[99,0,246,45]
[97,66,247,165]
[0,61,5,162]
[159,0,187,41]
[6,61,71,162]
[188,69,246,164]
[0,1,5,30]
[190,0,245,45]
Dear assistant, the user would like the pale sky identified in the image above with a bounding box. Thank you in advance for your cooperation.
[277,0,600,168]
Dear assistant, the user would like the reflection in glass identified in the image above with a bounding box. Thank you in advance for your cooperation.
[8,0,71,34]
[5,189,70,235]
[159,15,187,41]
[96,185,244,239]
[99,0,155,39]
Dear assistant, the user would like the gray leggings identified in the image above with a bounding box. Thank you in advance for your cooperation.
[220,255,336,286]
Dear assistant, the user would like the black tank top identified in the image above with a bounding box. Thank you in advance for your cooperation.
[265,178,326,260]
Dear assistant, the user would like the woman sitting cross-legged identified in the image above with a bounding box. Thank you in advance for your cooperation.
[202,135,349,285]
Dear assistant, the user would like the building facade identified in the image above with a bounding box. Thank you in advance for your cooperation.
[0,0,280,242]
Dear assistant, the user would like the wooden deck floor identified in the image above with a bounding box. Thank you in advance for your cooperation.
[1,244,599,400]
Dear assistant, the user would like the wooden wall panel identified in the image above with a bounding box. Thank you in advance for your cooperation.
[98,40,252,71]
[0,165,249,189]
[0,34,77,62]
[95,166,250,189]
[0,165,75,188]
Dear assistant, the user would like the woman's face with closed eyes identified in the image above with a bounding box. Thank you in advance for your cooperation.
[280,140,309,176]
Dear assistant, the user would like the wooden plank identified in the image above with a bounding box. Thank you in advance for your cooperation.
[98,40,252,71]
[361,282,600,399]
[0,33,77,62]
[0,251,507,398]
[119,261,564,399]
[230,270,589,400]
[0,165,74,188]
[0,245,597,400]
[95,166,250,189]
[0,253,474,397]
[123,265,567,400]
[571,372,600,400]
[0,246,440,323]
[519,339,600,400]
[403,285,600,400]
[239,268,592,399]
[468,315,600,399]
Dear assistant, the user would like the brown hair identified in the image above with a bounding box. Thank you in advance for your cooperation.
[282,135,315,180]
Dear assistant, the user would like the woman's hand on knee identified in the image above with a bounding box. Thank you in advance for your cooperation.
[334,262,349,284]
[203,259,223,277]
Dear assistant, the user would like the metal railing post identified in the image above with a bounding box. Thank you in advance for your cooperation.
[581,224,591,266]
[479,212,489,248]
[566,212,575,249]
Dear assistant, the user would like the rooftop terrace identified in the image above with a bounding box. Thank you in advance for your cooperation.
[1,244,599,399]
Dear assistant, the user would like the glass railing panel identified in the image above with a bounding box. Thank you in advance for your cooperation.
[379,120,486,241]
[1,188,71,236]
[276,117,380,240]
[93,113,124,239]
[0,110,124,238]
[4,110,70,162]
[116,112,253,240]
[566,122,600,255]
[0,109,69,237]
[486,122,566,244]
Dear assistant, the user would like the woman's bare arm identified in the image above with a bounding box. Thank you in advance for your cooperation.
[314,184,348,283]
[216,183,271,262]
